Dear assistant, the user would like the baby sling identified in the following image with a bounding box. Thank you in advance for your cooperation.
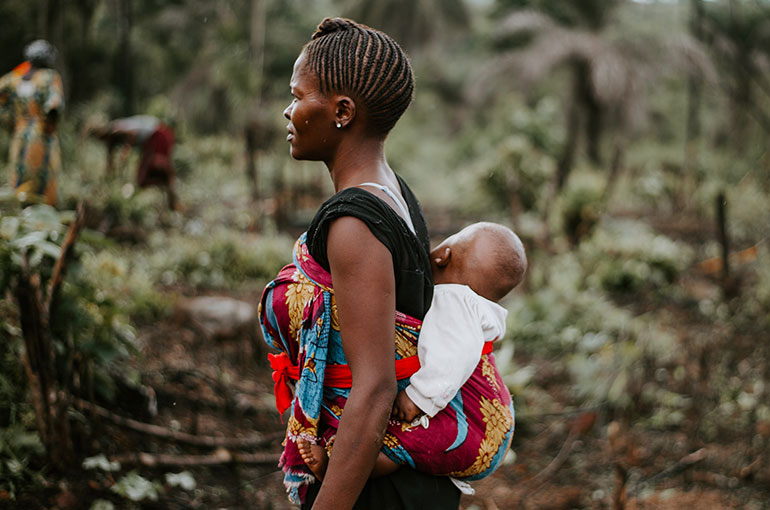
[259,233,514,503]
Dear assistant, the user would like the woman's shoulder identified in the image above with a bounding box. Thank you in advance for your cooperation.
[310,187,404,237]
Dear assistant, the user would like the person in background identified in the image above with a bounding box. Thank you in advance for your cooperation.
[0,40,64,206]
[90,115,178,210]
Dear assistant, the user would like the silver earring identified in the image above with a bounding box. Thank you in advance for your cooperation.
[336,122,342,129]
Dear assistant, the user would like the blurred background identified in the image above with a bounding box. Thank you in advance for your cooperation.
[0,1,769,509]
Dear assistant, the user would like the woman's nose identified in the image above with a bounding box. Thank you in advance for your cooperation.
[283,104,291,120]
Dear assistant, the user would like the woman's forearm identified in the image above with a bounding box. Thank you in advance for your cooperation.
[311,382,395,509]
[318,216,399,509]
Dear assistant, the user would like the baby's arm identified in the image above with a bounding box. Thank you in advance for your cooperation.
[405,286,489,417]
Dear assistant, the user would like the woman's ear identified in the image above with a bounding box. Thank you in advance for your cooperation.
[434,247,451,267]
[333,95,356,128]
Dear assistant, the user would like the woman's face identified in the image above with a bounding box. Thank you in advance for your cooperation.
[283,53,337,161]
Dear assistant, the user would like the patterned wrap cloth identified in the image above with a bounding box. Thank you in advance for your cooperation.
[0,66,63,205]
[259,233,515,504]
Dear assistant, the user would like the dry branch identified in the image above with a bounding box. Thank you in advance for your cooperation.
[524,426,579,492]
[46,201,85,316]
[111,450,280,468]
[629,448,707,497]
[76,399,283,449]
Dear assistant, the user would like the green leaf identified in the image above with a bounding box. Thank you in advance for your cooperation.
[165,471,196,490]
[89,500,115,510]
[111,471,160,502]
[82,454,121,472]
[37,241,63,260]
[11,231,48,249]
[0,217,20,239]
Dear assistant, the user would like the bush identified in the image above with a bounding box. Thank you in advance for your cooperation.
[579,218,694,294]
[147,229,294,290]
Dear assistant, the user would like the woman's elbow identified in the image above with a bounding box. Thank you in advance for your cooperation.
[355,375,397,408]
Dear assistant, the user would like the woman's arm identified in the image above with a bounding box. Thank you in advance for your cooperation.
[311,215,398,510]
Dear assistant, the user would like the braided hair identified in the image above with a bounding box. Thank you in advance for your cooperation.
[302,17,414,135]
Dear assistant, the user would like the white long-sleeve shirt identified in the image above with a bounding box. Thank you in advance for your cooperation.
[405,284,508,417]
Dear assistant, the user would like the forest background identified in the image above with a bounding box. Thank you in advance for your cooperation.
[1,0,769,509]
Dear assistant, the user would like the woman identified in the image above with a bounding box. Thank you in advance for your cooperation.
[0,40,64,205]
[259,18,460,510]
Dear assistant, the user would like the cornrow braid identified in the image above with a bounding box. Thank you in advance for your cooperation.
[303,17,414,135]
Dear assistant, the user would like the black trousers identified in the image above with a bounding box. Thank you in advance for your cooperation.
[301,468,461,510]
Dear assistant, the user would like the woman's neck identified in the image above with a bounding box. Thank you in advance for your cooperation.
[326,137,396,192]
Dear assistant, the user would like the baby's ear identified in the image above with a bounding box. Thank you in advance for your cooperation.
[434,247,451,267]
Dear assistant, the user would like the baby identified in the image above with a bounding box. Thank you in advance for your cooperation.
[298,221,527,479]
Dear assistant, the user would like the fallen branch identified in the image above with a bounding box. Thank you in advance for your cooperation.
[111,449,280,468]
[523,426,579,492]
[517,412,597,507]
[76,398,283,449]
[629,448,707,497]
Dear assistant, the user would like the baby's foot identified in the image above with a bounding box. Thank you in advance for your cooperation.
[297,438,328,481]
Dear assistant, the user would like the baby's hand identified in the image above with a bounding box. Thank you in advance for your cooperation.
[392,390,422,422]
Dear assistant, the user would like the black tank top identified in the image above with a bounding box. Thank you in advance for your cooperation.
[306,174,433,320]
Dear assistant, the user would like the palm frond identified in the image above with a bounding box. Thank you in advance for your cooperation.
[496,9,557,38]
[661,35,718,83]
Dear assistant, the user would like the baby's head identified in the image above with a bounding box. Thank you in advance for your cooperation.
[430,222,527,302]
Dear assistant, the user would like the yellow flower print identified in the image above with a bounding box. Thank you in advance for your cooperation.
[481,355,500,391]
[284,274,316,340]
[449,396,513,478]
[395,329,418,358]
[287,415,318,438]
[383,433,401,450]
[330,295,340,331]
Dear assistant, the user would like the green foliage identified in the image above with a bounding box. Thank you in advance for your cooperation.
[0,203,75,287]
[460,97,560,218]
[0,424,46,498]
[148,229,294,290]
[0,201,162,405]
[502,219,690,410]
[579,218,694,294]
[111,471,160,502]
[560,175,604,244]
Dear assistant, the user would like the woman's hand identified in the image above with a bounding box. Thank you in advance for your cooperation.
[392,390,422,423]
[311,215,397,510]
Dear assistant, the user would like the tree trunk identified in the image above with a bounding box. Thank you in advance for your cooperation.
[603,141,625,204]
[683,0,704,208]
[556,67,583,191]
[117,0,134,116]
[250,0,267,105]
[37,0,49,38]
[245,0,268,198]
[716,191,729,281]
[245,122,259,199]
[581,64,603,166]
